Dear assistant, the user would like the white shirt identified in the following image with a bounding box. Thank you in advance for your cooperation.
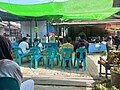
[38,43,43,50]
[19,41,29,54]
[46,37,48,43]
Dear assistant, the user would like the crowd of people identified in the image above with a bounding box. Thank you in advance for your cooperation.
[8,32,120,68]
[1,28,120,89]
[88,35,120,51]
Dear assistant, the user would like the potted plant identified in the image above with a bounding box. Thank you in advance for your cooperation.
[109,51,120,89]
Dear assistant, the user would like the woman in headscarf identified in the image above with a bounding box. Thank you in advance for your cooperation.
[0,35,13,60]
[0,35,34,90]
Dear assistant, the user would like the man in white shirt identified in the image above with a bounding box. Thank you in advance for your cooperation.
[19,37,30,54]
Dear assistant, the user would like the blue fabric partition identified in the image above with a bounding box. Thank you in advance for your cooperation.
[48,25,54,33]
[42,43,58,48]
[88,43,107,53]
[11,42,19,49]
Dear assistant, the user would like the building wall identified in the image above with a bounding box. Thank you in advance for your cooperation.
[21,21,47,39]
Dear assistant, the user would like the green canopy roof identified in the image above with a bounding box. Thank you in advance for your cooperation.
[0,0,120,20]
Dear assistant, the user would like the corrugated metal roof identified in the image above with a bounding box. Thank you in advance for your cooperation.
[0,11,47,21]
[52,19,120,26]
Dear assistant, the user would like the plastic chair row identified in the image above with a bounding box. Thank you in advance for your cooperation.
[61,48,87,72]
[14,46,87,72]
[45,47,87,72]
[14,46,44,69]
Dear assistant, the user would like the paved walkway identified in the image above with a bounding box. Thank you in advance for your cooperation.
[34,85,92,90]
[19,53,105,90]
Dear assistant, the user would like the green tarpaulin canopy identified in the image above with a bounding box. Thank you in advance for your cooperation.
[0,0,120,20]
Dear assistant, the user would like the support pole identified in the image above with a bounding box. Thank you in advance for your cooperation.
[35,18,37,39]
[30,20,32,47]
[46,20,49,42]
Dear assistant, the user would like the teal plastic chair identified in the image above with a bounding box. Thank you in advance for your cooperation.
[29,46,44,69]
[14,47,28,66]
[29,47,36,68]
[35,46,44,69]
[45,47,56,69]
[53,45,60,65]
[75,48,87,72]
[62,48,72,70]
[0,77,20,90]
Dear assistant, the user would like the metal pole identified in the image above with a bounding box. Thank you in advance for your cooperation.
[57,25,60,46]
[63,26,65,38]
[30,20,32,47]
[46,20,49,42]
[35,19,37,39]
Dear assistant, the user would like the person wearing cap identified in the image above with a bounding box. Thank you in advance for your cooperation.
[106,36,115,51]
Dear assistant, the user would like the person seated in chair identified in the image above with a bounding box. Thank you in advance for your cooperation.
[75,42,86,68]
[74,33,88,68]
[19,37,30,54]
[61,37,74,67]
[0,35,34,90]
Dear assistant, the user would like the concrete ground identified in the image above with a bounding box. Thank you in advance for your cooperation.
[19,53,107,90]
[34,85,92,90]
